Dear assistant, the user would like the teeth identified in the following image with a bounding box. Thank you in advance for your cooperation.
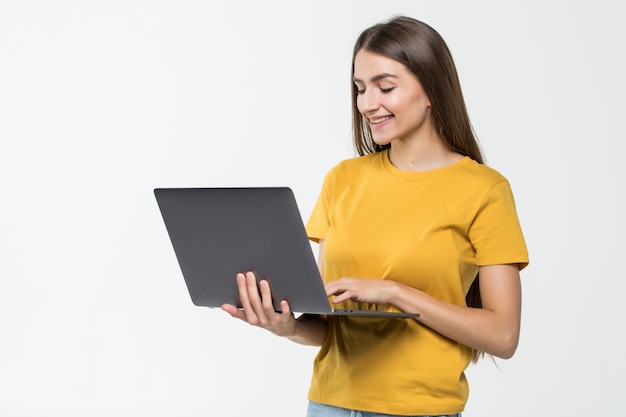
[371,116,392,124]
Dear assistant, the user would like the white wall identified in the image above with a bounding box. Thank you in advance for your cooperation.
[1,1,624,415]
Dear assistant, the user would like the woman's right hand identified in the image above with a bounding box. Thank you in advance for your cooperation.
[221,271,297,338]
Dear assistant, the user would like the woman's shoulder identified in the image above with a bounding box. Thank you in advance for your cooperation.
[318,153,382,191]
[460,157,510,186]
[327,152,383,174]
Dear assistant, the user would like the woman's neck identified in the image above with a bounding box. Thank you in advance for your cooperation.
[388,137,462,172]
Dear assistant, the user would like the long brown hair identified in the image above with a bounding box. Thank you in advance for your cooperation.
[351,16,485,361]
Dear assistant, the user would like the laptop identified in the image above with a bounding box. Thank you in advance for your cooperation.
[154,187,419,318]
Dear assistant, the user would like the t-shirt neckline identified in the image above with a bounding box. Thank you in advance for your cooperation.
[380,149,472,180]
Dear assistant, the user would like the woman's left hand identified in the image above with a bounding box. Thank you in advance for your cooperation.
[325,278,400,305]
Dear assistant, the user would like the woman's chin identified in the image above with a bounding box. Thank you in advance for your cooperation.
[372,136,394,147]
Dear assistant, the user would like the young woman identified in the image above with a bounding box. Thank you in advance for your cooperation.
[222,16,529,417]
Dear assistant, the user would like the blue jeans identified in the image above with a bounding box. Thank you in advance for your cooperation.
[306,401,462,417]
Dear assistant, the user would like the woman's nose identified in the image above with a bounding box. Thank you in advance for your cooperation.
[359,89,379,113]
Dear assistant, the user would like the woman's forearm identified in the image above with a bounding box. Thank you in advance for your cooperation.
[286,314,328,346]
[389,265,522,359]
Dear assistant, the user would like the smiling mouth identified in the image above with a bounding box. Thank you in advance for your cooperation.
[370,115,393,125]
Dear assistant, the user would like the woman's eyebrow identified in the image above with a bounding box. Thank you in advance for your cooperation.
[353,73,399,83]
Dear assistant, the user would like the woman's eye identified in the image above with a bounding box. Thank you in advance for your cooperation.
[354,86,394,94]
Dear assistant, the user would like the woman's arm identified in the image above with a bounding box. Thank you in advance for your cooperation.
[325,263,522,359]
[285,313,328,346]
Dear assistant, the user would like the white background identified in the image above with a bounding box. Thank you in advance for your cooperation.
[1,1,625,416]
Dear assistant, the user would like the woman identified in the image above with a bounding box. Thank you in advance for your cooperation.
[222,16,528,417]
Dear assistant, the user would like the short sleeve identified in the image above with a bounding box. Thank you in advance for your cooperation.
[470,180,529,270]
[305,167,337,243]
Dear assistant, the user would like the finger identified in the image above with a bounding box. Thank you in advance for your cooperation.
[324,281,339,296]
[258,280,294,324]
[325,280,350,297]
[279,299,293,320]
[236,272,258,323]
[245,271,268,323]
[330,292,351,304]
[221,303,247,321]
[258,279,275,312]
[324,277,352,294]
[325,280,354,304]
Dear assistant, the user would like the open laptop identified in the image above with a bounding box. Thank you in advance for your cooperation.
[154,187,419,318]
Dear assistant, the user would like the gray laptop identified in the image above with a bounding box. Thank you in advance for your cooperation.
[154,187,419,318]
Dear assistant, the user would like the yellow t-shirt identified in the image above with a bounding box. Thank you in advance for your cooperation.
[305,150,529,415]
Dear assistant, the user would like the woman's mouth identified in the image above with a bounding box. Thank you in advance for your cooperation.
[370,115,393,126]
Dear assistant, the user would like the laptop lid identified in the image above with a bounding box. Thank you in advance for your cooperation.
[154,187,419,318]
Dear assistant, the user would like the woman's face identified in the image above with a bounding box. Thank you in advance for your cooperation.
[353,49,432,146]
